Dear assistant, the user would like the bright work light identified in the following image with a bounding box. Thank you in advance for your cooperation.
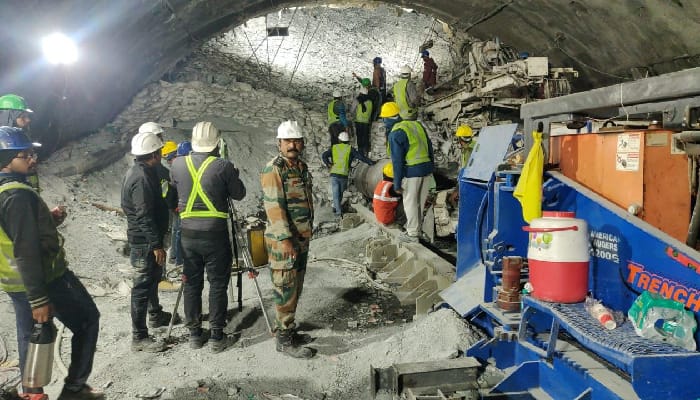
[42,32,78,65]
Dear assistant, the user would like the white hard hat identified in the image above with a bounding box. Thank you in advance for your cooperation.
[359,87,368,95]
[277,120,304,139]
[191,121,220,152]
[400,65,412,75]
[332,90,342,98]
[131,132,164,156]
[338,131,350,142]
[138,121,164,135]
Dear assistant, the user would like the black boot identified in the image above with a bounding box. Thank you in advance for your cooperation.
[291,328,313,345]
[276,329,314,359]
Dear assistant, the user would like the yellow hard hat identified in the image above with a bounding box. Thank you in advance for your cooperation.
[382,162,393,178]
[380,102,400,118]
[161,140,178,157]
[455,125,473,138]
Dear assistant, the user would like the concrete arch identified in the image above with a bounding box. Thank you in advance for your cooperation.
[0,0,698,147]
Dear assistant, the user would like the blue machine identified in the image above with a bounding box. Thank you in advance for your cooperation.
[446,70,700,399]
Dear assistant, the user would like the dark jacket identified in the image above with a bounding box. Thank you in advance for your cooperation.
[170,153,246,233]
[0,174,68,308]
[121,160,170,248]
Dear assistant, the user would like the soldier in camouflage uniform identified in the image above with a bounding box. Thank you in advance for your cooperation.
[261,120,315,359]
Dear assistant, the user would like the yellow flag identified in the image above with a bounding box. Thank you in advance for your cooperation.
[513,131,544,223]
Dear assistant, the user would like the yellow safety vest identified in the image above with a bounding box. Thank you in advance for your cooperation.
[355,99,372,124]
[327,100,340,125]
[330,143,351,176]
[180,156,229,219]
[392,121,430,166]
[393,79,416,120]
[0,181,66,293]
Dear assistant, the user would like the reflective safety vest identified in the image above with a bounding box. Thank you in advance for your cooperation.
[330,143,351,176]
[392,121,431,166]
[355,99,372,124]
[180,156,229,219]
[327,100,340,125]
[393,79,416,120]
[0,182,66,293]
[373,181,399,225]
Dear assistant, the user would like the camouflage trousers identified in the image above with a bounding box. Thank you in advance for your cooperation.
[266,236,309,330]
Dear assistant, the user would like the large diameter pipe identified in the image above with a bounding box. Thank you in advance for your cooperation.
[354,159,391,199]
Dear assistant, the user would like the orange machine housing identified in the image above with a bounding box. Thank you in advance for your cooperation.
[552,129,690,242]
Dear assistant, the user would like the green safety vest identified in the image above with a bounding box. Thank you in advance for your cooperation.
[461,140,476,168]
[392,121,431,166]
[327,100,340,125]
[0,182,65,293]
[393,79,416,120]
[180,156,229,219]
[355,99,372,124]
[330,143,352,176]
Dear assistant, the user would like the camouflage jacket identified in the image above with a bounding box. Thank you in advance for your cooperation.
[261,155,314,242]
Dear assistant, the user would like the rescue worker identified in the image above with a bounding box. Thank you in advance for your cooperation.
[161,141,181,267]
[392,65,420,121]
[380,102,435,242]
[261,120,315,358]
[373,162,404,227]
[121,131,174,353]
[420,50,438,90]
[353,86,374,156]
[170,122,246,353]
[372,57,387,102]
[456,125,476,168]
[0,94,39,191]
[322,131,374,218]
[327,90,349,145]
[166,141,192,269]
[352,75,381,122]
[0,127,103,400]
[0,94,33,130]
[138,122,178,210]
[449,125,476,205]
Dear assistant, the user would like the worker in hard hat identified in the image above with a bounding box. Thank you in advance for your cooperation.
[0,127,104,400]
[352,74,382,123]
[170,122,246,354]
[352,86,374,156]
[327,90,349,145]
[322,131,375,218]
[373,162,405,227]
[261,121,315,358]
[0,94,33,130]
[166,140,192,270]
[138,122,178,211]
[392,65,420,120]
[122,130,176,353]
[158,140,184,289]
[0,94,42,192]
[420,50,438,90]
[380,101,435,242]
[372,56,387,101]
[456,125,476,168]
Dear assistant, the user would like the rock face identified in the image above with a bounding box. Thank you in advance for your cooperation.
[1,1,699,150]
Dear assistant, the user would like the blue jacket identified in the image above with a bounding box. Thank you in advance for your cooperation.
[388,125,434,191]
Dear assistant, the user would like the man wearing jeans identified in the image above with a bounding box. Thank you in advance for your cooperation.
[321,131,374,218]
[170,122,246,353]
[0,127,102,400]
[122,130,175,353]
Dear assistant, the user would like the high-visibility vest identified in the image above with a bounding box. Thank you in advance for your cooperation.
[180,156,229,219]
[0,182,66,293]
[327,100,340,125]
[330,143,351,176]
[373,181,399,224]
[392,121,431,166]
[355,99,372,124]
[393,79,416,120]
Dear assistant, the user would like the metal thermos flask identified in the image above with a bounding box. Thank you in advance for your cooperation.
[22,321,57,388]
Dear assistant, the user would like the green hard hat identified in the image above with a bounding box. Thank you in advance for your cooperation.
[0,94,32,113]
[360,78,371,87]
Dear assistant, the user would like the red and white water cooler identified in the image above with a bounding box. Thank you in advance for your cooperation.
[523,211,590,303]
